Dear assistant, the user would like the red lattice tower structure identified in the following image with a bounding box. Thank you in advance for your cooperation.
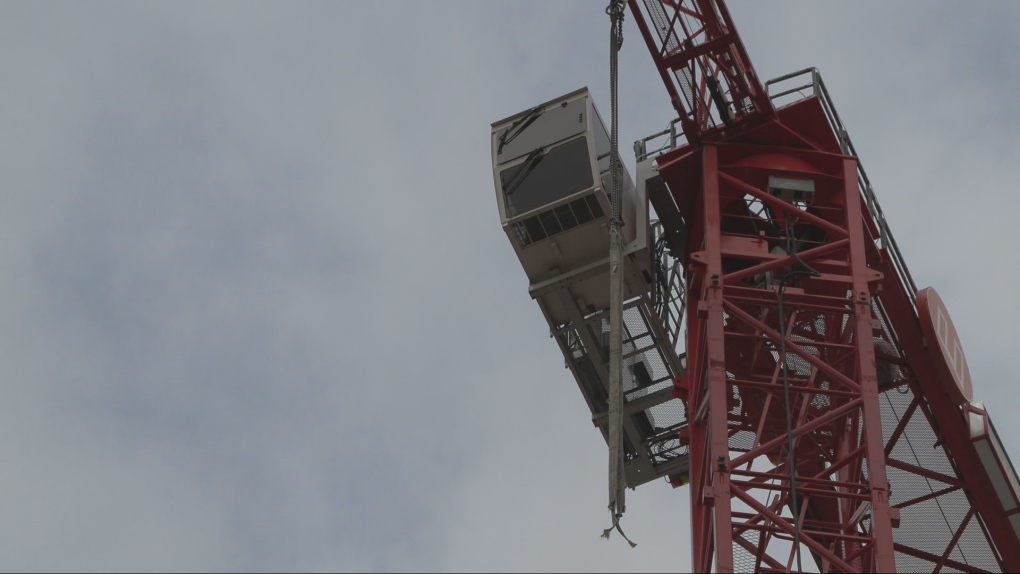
[630,1,1020,571]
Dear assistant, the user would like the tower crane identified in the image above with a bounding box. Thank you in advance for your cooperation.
[490,1,1020,572]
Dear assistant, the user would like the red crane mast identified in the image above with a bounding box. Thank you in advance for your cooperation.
[629,0,1020,571]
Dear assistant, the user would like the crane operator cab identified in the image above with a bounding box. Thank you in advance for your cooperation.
[491,87,646,323]
[490,88,690,488]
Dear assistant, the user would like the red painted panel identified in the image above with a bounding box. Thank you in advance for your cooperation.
[916,287,974,405]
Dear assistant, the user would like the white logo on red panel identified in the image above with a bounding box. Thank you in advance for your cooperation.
[917,287,972,405]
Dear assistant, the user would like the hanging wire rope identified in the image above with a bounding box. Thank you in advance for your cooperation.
[607,0,624,233]
[600,0,636,549]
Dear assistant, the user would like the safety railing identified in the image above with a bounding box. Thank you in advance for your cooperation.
[634,68,918,306]
[766,68,918,305]
[634,118,685,163]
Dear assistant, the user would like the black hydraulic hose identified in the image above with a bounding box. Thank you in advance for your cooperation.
[776,218,821,574]
[503,147,545,197]
[497,106,542,155]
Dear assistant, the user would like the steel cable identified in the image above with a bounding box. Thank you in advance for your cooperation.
[607,0,624,231]
[601,0,635,549]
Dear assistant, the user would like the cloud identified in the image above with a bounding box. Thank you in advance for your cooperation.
[0,2,1016,572]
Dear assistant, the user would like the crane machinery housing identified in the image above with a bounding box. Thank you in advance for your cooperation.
[490,1,1020,572]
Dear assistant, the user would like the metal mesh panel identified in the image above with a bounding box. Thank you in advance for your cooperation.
[865,289,1000,570]
[728,429,757,453]
[641,0,678,53]
[552,275,688,480]
[810,382,832,410]
[591,304,676,396]
[732,541,757,574]
[881,386,1002,573]
[859,292,1002,569]
[640,0,716,130]
[735,519,764,574]
[648,398,686,432]
[959,515,999,572]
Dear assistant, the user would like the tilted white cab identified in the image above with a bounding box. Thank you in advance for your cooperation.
[491,88,690,488]
[491,87,649,326]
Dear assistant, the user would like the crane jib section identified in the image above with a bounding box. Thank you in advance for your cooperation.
[628,0,774,145]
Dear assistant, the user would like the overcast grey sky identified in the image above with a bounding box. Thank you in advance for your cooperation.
[1,2,1018,572]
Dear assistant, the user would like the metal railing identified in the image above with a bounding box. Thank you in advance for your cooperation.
[766,68,918,304]
[634,118,685,163]
[634,68,918,305]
